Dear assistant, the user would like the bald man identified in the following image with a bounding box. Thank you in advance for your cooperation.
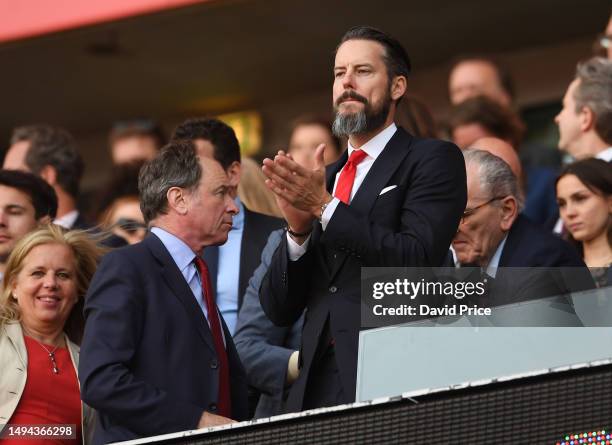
[467,137,558,228]
[469,137,522,179]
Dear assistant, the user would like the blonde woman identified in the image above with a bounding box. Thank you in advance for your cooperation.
[0,225,102,444]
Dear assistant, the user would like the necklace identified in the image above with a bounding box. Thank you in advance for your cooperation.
[28,336,61,375]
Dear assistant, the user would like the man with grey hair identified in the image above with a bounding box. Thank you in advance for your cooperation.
[453,149,586,273]
[79,140,248,444]
[555,57,612,162]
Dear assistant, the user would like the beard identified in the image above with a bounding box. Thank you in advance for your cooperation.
[332,89,391,137]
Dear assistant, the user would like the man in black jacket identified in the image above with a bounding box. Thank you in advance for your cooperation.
[260,26,467,412]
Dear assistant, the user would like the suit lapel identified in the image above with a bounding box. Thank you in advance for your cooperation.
[326,129,413,279]
[348,128,413,214]
[145,235,216,355]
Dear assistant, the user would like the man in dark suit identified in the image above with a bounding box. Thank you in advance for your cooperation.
[260,26,467,412]
[79,140,248,444]
[171,118,283,336]
[453,149,593,306]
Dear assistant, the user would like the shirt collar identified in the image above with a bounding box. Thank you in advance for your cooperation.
[54,210,79,229]
[347,123,397,161]
[150,226,196,273]
[232,197,245,231]
[596,147,612,162]
[485,235,508,278]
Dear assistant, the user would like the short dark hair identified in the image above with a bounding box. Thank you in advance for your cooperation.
[171,118,241,170]
[10,125,84,198]
[0,169,58,220]
[449,56,516,102]
[447,95,525,148]
[109,119,166,149]
[138,140,202,224]
[94,161,143,222]
[338,26,411,82]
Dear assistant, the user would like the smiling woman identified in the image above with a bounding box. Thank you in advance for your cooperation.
[0,225,102,444]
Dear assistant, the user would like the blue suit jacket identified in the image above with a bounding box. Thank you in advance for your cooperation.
[79,234,248,444]
[234,229,303,418]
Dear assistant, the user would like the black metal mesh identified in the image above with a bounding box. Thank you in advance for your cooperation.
[150,364,612,445]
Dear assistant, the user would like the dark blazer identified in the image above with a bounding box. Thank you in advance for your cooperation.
[205,206,283,310]
[79,234,248,445]
[482,215,594,307]
[239,207,284,308]
[499,214,585,268]
[260,128,467,412]
[234,229,303,418]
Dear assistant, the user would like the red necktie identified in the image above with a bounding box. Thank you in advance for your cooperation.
[334,149,368,204]
[194,256,231,418]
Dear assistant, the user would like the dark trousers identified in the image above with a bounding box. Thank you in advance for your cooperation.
[302,322,347,410]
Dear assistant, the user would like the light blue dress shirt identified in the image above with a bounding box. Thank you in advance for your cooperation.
[151,226,210,321]
[485,235,508,278]
[216,198,244,335]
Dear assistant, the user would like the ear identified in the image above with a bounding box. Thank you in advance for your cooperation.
[499,196,518,231]
[390,76,407,101]
[226,161,242,188]
[579,106,595,132]
[166,187,189,215]
[39,165,58,186]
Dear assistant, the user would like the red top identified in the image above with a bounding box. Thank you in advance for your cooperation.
[5,336,82,445]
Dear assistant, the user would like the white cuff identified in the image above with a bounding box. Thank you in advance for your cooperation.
[320,197,341,231]
[286,232,310,261]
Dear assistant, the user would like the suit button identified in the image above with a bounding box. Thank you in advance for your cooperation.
[210,359,219,369]
[209,403,217,412]
[329,286,338,293]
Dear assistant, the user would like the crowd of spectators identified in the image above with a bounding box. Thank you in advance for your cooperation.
[0,13,610,444]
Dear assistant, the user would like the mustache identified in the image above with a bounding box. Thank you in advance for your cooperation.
[335,90,368,107]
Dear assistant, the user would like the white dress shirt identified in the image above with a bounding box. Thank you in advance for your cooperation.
[596,147,612,162]
[287,123,398,260]
[54,210,79,229]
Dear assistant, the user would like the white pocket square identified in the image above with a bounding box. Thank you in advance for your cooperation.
[379,185,397,196]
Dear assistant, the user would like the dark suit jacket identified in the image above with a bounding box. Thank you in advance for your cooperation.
[205,206,283,311]
[499,214,585,268]
[461,215,594,310]
[79,234,248,444]
[234,229,303,418]
[239,207,284,308]
[260,128,467,411]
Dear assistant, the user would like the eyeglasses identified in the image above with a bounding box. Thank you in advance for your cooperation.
[460,196,506,224]
[114,218,147,235]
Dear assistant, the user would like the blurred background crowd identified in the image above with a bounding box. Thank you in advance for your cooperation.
[0,0,610,440]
